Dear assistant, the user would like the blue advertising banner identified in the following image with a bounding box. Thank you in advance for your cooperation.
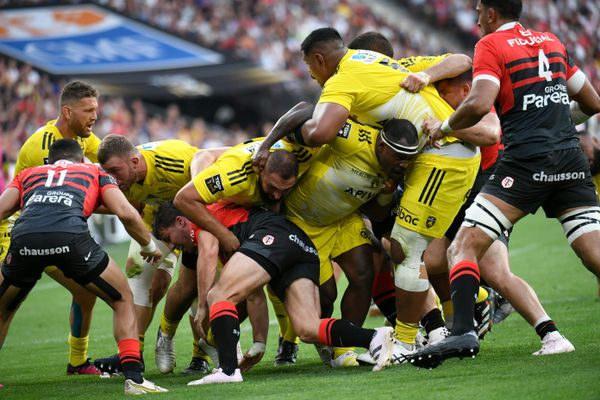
[0,4,224,74]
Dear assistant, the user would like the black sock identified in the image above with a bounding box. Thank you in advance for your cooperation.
[535,320,558,339]
[449,260,480,335]
[121,361,143,384]
[319,318,374,349]
[209,301,240,375]
[421,308,445,335]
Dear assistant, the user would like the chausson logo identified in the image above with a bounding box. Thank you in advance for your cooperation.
[19,246,70,256]
[533,171,585,182]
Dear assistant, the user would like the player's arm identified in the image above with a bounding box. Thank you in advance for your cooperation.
[240,287,268,372]
[191,147,230,177]
[253,102,315,172]
[193,230,220,339]
[568,73,600,124]
[173,181,240,258]
[401,54,472,93]
[300,102,349,146]
[0,187,21,220]
[425,79,500,144]
[425,109,500,147]
[101,187,162,261]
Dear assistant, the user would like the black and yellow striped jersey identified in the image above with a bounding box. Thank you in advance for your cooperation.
[15,120,101,174]
[192,137,317,206]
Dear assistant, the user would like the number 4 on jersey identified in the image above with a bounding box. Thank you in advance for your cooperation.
[538,49,552,81]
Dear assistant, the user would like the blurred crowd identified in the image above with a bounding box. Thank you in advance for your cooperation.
[402,0,600,91]
[1,0,599,189]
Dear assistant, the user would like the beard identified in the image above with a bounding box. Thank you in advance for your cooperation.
[258,184,278,207]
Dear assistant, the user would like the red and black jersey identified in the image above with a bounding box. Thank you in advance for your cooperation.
[190,201,278,258]
[480,107,504,171]
[9,160,117,237]
[473,22,581,158]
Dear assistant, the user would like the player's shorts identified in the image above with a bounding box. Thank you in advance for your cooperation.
[397,143,480,238]
[2,232,108,287]
[481,147,599,217]
[236,215,320,301]
[289,212,371,285]
[0,214,18,261]
[444,166,510,245]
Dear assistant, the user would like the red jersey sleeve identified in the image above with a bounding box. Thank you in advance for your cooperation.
[472,37,503,85]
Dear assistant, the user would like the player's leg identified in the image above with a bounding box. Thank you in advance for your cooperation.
[284,277,394,372]
[408,192,525,368]
[126,238,176,353]
[44,267,100,375]
[480,240,573,355]
[155,261,197,373]
[79,254,167,394]
[188,252,271,386]
[0,271,36,350]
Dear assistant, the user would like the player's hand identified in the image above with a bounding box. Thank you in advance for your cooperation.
[382,177,401,194]
[423,117,444,149]
[140,249,162,264]
[219,233,241,261]
[194,306,208,340]
[400,71,430,93]
[239,342,266,372]
[251,147,270,174]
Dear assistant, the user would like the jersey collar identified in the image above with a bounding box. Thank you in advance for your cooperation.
[496,21,521,32]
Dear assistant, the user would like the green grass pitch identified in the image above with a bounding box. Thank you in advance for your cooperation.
[1,212,599,399]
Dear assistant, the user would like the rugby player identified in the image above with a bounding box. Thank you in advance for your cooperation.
[0,81,102,374]
[0,139,167,394]
[410,0,600,368]
[153,201,395,385]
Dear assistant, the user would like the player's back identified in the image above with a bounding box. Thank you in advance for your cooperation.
[10,161,115,237]
[320,49,455,134]
[126,140,199,206]
[474,23,579,157]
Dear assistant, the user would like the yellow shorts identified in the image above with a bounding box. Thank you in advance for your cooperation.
[397,151,479,238]
[0,218,11,260]
[289,212,371,284]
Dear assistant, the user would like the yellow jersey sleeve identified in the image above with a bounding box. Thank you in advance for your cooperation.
[192,141,261,206]
[398,54,450,72]
[82,133,101,163]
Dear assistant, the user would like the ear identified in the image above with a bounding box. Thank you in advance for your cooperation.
[62,105,71,120]
[487,7,497,24]
[315,52,326,67]
[131,155,141,168]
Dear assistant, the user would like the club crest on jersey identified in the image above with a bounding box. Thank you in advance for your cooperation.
[502,177,514,189]
[337,123,351,139]
[426,216,436,228]
[262,235,275,245]
[205,174,224,194]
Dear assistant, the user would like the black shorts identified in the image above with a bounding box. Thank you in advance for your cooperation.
[445,168,511,245]
[237,216,320,301]
[481,147,599,218]
[2,232,108,287]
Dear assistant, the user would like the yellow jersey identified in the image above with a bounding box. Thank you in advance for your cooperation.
[15,120,101,174]
[285,120,386,226]
[319,49,457,148]
[192,138,316,206]
[125,140,199,209]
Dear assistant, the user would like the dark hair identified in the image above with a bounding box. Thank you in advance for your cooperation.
[437,69,473,88]
[48,139,84,163]
[300,27,344,55]
[264,150,299,180]
[97,134,136,164]
[153,201,183,238]
[481,0,522,20]
[381,119,419,153]
[348,31,394,58]
[59,81,98,108]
